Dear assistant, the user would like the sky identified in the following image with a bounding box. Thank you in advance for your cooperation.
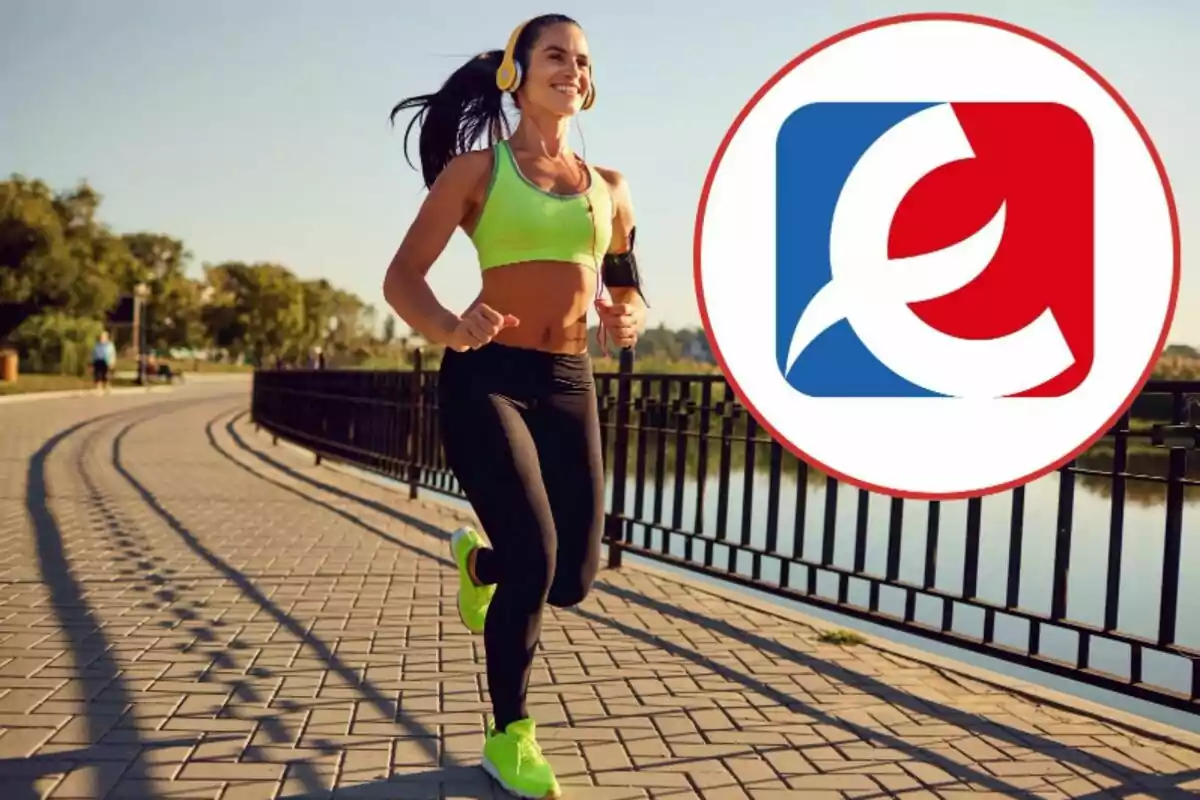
[3,0,1197,343]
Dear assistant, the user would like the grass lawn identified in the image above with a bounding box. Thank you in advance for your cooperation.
[0,374,139,396]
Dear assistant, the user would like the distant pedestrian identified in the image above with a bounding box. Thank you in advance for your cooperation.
[91,331,116,393]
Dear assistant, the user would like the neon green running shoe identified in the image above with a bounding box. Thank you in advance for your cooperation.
[482,717,561,799]
[450,527,494,634]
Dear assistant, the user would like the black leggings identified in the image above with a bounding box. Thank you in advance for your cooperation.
[437,342,605,730]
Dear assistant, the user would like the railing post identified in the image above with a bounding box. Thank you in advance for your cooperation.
[250,373,258,428]
[408,347,424,500]
[606,347,635,569]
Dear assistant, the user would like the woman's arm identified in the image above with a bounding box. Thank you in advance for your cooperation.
[381,151,489,346]
[596,167,648,338]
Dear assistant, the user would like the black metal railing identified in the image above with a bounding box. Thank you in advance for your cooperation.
[251,349,1200,716]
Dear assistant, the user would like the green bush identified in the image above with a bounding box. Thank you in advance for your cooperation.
[10,313,107,376]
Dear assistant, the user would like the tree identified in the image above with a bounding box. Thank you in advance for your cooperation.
[296,278,376,363]
[204,262,308,364]
[0,175,128,342]
[1163,343,1200,359]
[123,232,206,351]
[382,315,397,344]
[299,278,339,359]
[2,172,396,371]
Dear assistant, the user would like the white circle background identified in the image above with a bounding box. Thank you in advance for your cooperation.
[697,18,1177,497]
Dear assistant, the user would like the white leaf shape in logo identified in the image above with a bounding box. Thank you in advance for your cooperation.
[784,103,1075,398]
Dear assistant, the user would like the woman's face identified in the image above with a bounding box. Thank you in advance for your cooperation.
[519,23,592,117]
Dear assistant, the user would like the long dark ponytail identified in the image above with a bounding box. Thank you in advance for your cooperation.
[390,14,581,189]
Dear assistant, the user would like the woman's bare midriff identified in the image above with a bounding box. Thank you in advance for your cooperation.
[467,261,597,355]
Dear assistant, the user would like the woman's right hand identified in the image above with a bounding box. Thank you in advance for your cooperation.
[446,303,520,352]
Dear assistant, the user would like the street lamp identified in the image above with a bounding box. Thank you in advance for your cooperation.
[323,316,339,369]
[133,282,150,385]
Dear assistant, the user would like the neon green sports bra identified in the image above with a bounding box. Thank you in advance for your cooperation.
[469,140,614,272]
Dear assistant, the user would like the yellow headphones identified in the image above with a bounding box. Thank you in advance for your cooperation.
[495,18,595,110]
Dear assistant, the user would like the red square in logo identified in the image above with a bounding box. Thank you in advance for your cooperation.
[889,102,1094,397]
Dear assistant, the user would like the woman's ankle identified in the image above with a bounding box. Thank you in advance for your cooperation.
[467,549,482,585]
[492,712,527,733]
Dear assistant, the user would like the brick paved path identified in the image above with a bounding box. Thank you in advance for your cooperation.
[1,385,1198,799]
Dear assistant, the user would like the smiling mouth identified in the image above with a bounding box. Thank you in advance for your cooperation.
[552,83,579,96]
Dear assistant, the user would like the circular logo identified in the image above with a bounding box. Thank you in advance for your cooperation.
[694,13,1179,499]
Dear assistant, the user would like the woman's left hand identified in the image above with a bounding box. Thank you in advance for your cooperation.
[595,298,643,349]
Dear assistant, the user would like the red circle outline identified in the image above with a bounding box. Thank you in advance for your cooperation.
[692,11,1181,501]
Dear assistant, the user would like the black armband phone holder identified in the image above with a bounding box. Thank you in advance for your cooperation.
[601,227,648,305]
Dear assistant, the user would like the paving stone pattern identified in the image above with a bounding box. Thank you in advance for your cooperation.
[0,385,1197,799]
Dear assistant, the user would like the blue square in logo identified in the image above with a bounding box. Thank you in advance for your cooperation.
[775,101,943,398]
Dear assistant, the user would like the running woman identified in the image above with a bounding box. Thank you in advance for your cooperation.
[383,14,648,798]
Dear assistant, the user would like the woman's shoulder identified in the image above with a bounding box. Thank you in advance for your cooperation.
[591,164,627,192]
[435,148,499,202]
[443,148,496,181]
[590,164,632,213]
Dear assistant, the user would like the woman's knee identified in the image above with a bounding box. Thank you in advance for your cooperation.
[546,554,600,608]
[546,579,592,609]
[545,512,603,609]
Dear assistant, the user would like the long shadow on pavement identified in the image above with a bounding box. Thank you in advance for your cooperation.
[77,404,337,795]
[275,764,493,800]
[224,414,452,546]
[206,406,504,796]
[107,405,466,787]
[584,584,1200,799]
[11,412,152,798]
[209,412,454,569]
